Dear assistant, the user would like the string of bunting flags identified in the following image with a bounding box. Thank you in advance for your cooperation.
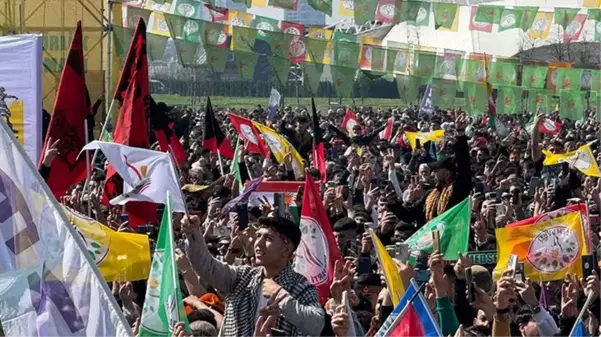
[116,5,601,118]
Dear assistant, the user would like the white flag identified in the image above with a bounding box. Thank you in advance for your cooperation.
[82,141,185,212]
[0,119,131,336]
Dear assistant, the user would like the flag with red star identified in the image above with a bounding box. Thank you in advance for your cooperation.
[522,65,548,89]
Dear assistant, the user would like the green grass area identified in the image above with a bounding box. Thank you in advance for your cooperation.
[152,94,408,110]
[153,94,468,111]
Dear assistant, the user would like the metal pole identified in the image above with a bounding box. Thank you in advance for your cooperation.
[106,0,114,115]
[84,119,92,217]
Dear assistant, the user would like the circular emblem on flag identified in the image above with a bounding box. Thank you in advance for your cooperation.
[527,225,580,273]
[565,21,581,37]
[596,21,601,34]
[240,124,259,145]
[290,39,306,58]
[476,64,486,82]
[142,250,167,333]
[283,26,302,36]
[184,20,199,35]
[441,59,456,76]
[379,4,396,19]
[310,31,328,40]
[394,52,407,71]
[363,46,372,63]
[207,29,227,46]
[411,220,446,252]
[263,133,285,153]
[295,216,330,286]
[157,19,170,33]
[177,3,196,17]
[342,0,354,11]
[499,13,516,28]
[230,17,248,27]
[551,70,558,86]
[581,70,592,90]
[542,119,557,132]
[416,7,428,23]
[256,21,275,33]
[531,17,548,34]
[471,15,489,28]
[74,226,110,265]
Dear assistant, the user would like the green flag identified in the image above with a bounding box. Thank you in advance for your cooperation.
[490,61,517,86]
[475,6,501,24]
[354,0,378,25]
[264,31,292,59]
[386,48,410,73]
[231,26,256,52]
[269,0,297,10]
[462,82,486,116]
[396,74,419,104]
[231,141,244,190]
[139,195,189,336]
[331,65,357,98]
[101,129,113,142]
[113,26,134,58]
[589,70,600,91]
[147,33,168,61]
[173,0,202,17]
[232,0,252,8]
[498,8,523,32]
[433,3,457,29]
[461,59,486,83]
[404,198,470,261]
[301,62,323,95]
[401,1,430,26]
[269,56,291,88]
[205,45,228,73]
[556,68,583,91]
[308,0,332,16]
[522,65,548,88]
[413,51,439,80]
[496,85,523,114]
[235,51,259,80]
[174,39,198,65]
[432,78,457,107]
[203,22,228,47]
[254,16,279,41]
[527,89,554,114]
[590,91,601,120]
[333,40,360,68]
[305,37,328,64]
[554,8,579,30]
[589,9,601,41]
[519,7,539,32]
[559,90,585,121]
[435,51,464,79]
[165,14,201,42]
[332,31,358,43]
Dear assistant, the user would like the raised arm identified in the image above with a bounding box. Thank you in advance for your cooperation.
[182,215,240,298]
[531,112,544,163]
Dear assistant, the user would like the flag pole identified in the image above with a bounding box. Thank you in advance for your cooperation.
[568,292,596,337]
[217,148,225,176]
[168,145,189,219]
[380,281,427,336]
[82,97,116,204]
[84,119,92,217]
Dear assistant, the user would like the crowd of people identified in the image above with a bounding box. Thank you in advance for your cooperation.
[44,101,601,337]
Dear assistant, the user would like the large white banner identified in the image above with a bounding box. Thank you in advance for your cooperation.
[0,35,42,164]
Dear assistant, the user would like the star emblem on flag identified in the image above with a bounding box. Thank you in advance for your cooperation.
[504,96,512,104]
[530,76,537,85]
[441,12,449,19]
[336,79,343,87]
[496,72,503,80]
[469,96,476,104]
[568,100,575,109]
[564,80,571,88]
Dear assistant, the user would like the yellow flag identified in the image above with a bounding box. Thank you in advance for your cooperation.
[436,5,460,32]
[228,10,254,34]
[542,142,601,177]
[65,207,151,282]
[253,0,267,7]
[405,130,445,149]
[306,27,334,64]
[150,11,171,37]
[252,122,305,178]
[493,212,587,282]
[370,229,405,306]
[583,0,601,7]
[528,12,554,39]
[338,0,354,16]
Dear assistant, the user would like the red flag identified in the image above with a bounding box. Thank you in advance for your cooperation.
[563,14,586,43]
[40,22,91,198]
[539,118,562,134]
[341,109,362,136]
[203,97,234,159]
[311,98,326,182]
[228,113,269,157]
[204,4,229,22]
[469,7,493,32]
[379,117,394,140]
[150,97,186,166]
[295,171,342,304]
[386,305,426,337]
[104,18,156,228]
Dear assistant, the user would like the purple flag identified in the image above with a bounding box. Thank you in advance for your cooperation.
[222,176,263,214]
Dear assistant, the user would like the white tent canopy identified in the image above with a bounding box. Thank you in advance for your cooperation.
[383,0,596,57]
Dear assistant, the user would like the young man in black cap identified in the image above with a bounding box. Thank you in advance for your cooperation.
[388,114,472,224]
[182,215,325,337]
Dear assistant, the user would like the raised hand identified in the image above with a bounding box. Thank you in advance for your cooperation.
[42,138,60,167]
[561,274,579,318]
[454,253,472,280]
[331,305,350,337]
[495,270,516,311]
[330,259,354,304]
